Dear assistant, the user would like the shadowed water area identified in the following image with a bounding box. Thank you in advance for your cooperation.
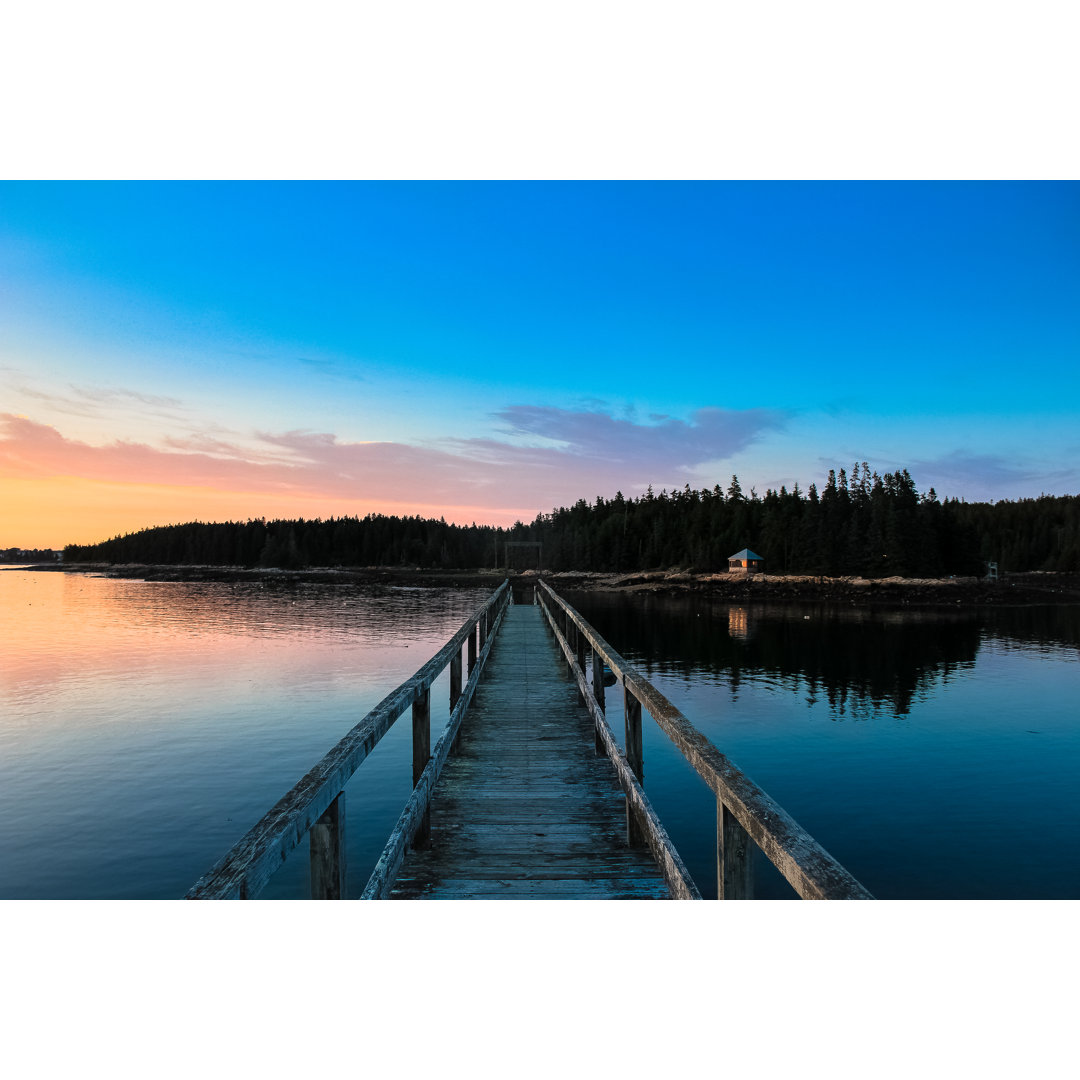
[562,590,1080,899]
[2,569,1078,899]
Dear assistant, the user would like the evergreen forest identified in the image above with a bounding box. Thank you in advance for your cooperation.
[62,464,1080,576]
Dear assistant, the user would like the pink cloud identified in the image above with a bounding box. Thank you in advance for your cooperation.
[485,404,786,469]
[0,404,787,520]
[0,413,495,504]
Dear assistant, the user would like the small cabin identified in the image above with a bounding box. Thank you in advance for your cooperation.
[728,548,764,573]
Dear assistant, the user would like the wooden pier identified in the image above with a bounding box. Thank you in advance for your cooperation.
[385,603,670,898]
[187,579,872,900]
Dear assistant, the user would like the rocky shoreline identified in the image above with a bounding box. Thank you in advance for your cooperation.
[21,562,1080,607]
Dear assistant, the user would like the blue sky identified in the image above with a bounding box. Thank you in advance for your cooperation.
[2,181,1078,545]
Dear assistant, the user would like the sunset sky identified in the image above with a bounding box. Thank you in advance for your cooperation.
[2,181,1078,548]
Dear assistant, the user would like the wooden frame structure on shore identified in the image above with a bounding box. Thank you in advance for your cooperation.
[503,540,542,571]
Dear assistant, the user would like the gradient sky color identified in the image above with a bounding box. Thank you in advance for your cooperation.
[2,181,1078,548]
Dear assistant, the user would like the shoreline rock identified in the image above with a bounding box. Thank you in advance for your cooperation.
[24,562,1080,607]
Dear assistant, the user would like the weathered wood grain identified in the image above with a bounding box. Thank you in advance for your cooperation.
[537,580,873,901]
[387,603,673,900]
[392,877,668,899]
[449,650,463,754]
[574,625,587,705]
[591,650,606,754]
[360,598,510,900]
[309,792,346,900]
[537,591,701,900]
[450,651,462,710]
[412,686,431,847]
[624,686,644,846]
[718,799,753,900]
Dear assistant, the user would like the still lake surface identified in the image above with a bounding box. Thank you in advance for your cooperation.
[2,568,1078,899]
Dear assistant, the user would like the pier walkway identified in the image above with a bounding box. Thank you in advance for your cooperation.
[187,579,872,901]
[388,603,669,898]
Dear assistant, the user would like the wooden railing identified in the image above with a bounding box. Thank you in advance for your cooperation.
[186,581,511,899]
[536,579,873,900]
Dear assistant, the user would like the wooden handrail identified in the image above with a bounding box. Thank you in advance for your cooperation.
[360,592,510,898]
[537,579,873,900]
[186,581,511,899]
[536,587,701,899]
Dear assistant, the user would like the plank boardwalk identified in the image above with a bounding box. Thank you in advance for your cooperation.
[389,601,671,899]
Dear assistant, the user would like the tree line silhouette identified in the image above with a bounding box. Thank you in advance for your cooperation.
[62,463,1080,575]
[1,547,61,563]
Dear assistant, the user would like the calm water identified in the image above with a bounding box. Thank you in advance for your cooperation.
[2,569,1078,899]
[563,590,1080,900]
[0,568,490,899]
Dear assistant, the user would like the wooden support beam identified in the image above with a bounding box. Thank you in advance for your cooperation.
[450,650,462,710]
[413,687,431,847]
[449,648,463,753]
[467,622,478,674]
[718,800,753,899]
[575,631,587,706]
[309,792,346,900]
[624,686,644,847]
[591,650,606,755]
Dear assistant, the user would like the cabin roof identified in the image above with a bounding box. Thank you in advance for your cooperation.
[728,549,763,561]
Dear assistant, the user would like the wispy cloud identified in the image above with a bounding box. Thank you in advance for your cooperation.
[13,380,181,416]
[68,384,184,410]
[910,450,1079,500]
[297,356,368,383]
[3,370,188,424]
[483,404,786,468]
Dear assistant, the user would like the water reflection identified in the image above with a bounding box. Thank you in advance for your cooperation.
[562,592,1080,718]
[0,570,490,899]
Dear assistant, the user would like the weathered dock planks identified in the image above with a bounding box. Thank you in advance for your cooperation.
[389,603,671,899]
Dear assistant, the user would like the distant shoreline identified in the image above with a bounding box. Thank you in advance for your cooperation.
[19,562,1080,607]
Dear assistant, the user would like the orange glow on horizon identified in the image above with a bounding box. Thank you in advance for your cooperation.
[1,476,540,549]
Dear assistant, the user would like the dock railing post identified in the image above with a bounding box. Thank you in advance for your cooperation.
[413,687,431,848]
[468,620,478,674]
[309,791,346,899]
[450,649,463,711]
[717,799,753,899]
[449,646,463,753]
[575,629,587,705]
[591,650,606,755]
[624,686,644,846]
